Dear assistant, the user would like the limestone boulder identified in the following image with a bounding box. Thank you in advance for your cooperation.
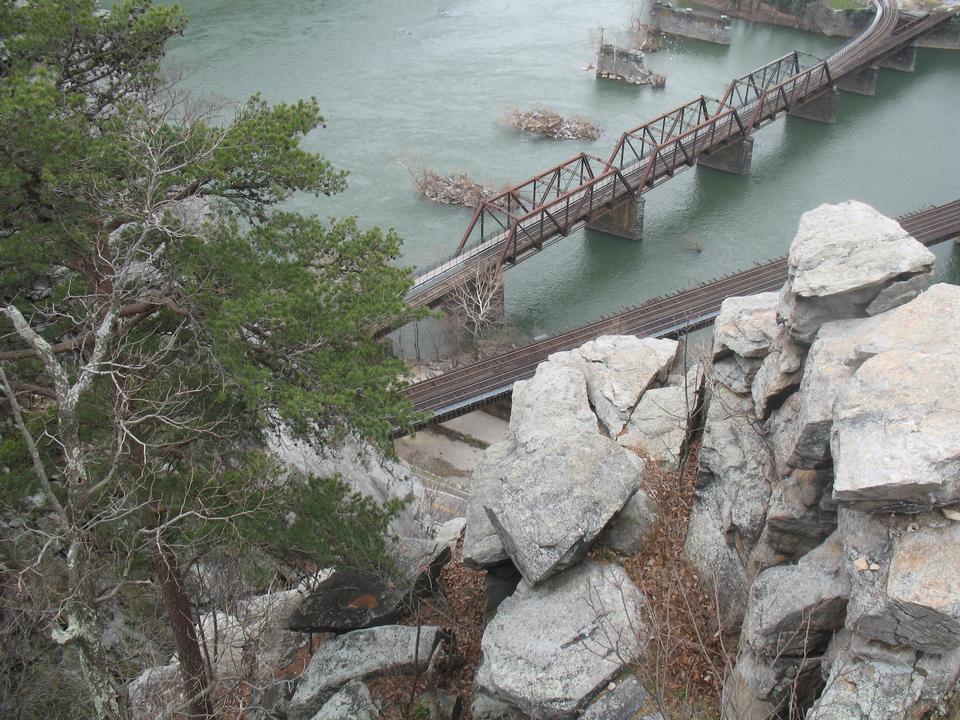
[884,519,960,652]
[310,681,379,720]
[832,351,960,511]
[475,561,646,719]
[288,625,441,719]
[483,429,643,584]
[580,674,663,719]
[768,318,867,470]
[598,488,658,555]
[852,282,960,361]
[778,200,935,343]
[712,292,781,360]
[696,384,774,556]
[463,440,512,569]
[841,509,960,654]
[713,354,763,395]
[548,335,678,435]
[726,535,849,716]
[759,468,836,562]
[742,534,849,659]
[617,384,689,469]
[508,362,598,447]
[751,329,805,420]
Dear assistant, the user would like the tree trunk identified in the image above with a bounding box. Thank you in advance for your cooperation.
[154,541,214,719]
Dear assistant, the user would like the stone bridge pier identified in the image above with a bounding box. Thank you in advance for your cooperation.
[587,197,646,241]
[789,88,839,124]
[698,136,754,176]
[838,63,880,95]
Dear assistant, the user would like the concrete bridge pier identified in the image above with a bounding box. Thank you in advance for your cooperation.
[880,45,917,72]
[838,64,880,96]
[789,88,839,124]
[697,136,754,176]
[587,196,645,240]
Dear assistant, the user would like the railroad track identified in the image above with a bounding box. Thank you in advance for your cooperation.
[405,199,960,426]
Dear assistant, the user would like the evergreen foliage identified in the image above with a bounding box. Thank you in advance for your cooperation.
[0,1,423,716]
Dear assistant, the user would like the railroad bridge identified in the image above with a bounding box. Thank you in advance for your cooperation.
[403,199,960,427]
[398,0,956,315]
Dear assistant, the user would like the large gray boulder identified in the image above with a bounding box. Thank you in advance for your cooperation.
[475,561,646,719]
[712,292,781,360]
[309,681,379,720]
[768,318,867,470]
[832,351,960,511]
[695,384,774,561]
[470,363,646,584]
[288,625,441,719]
[580,674,663,719]
[725,535,850,716]
[548,335,678,436]
[842,508,960,654]
[598,489,658,556]
[617,384,689,469]
[777,201,934,343]
[851,282,960,362]
[751,329,805,420]
[463,441,512,569]
[483,430,643,584]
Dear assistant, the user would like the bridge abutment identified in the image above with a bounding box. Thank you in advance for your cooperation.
[587,197,645,241]
[697,136,754,176]
[879,45,917,72]
[789,88,839,124]
[838,64,880,96]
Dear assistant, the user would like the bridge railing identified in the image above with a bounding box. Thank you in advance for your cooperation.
[720,51,802,108]
[496,167,636,268]
[607,96,719,171]
[746,62,833,128]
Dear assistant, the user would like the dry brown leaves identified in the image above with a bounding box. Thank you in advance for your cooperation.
[621,442,737,718]
[370,534,486,720]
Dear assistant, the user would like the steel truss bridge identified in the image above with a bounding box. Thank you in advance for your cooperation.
[399,0,956,313]
[404,199,960,427]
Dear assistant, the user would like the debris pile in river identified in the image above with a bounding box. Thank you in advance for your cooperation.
[504,107,601,140]
[411,168,495,208]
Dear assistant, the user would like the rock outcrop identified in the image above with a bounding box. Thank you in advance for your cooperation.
[777,200,934,343]
[461,332,702,717]
[475,562,646,719]
[288,624,442,719]
[685,200,960,719]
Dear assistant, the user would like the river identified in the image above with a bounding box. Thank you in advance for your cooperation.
[161,0,960,346]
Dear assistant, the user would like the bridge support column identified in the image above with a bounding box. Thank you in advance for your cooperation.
[880,45,917,73]
[838,64,879,96]
[697,136,753,176]
[586,197,645,240]
[788,88,838,124]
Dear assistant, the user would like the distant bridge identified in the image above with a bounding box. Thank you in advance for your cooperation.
[398,0,956,314]
[403,199,960,427]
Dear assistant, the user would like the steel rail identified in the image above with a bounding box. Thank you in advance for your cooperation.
[403,200,960,426]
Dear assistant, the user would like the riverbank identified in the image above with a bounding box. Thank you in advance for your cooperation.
[691,0,960,47]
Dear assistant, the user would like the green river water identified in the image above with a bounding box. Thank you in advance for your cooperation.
[162,0,960,346]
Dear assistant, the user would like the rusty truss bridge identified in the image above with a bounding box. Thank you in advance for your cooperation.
[403,199,960,427]
[400,0,956,313]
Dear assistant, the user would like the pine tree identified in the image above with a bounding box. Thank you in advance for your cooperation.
[0,2,421,716]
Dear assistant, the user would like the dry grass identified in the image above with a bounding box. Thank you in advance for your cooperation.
[370,535,486,720]
[621,443,736,718]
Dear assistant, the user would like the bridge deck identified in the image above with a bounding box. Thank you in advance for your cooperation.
[404,199,960,426]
